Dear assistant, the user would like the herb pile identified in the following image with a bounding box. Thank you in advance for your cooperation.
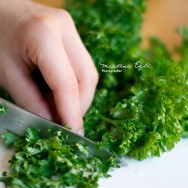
[0,0,188,187]
[0,128,118,188]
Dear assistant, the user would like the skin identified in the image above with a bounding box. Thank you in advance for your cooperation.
[0,0,99,133]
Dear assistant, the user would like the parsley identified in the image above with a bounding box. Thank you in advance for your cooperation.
[0,103,6,115]
[0,128,118,188]
[1,132,20,146]
[66,0,188,160]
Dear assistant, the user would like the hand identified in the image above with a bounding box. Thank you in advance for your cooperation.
[0,0,98,133]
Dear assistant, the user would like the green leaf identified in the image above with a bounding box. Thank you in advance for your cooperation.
[1,132,20,146]
[25,127,40,142]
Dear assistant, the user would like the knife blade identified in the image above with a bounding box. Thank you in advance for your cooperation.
[0,97,118,162]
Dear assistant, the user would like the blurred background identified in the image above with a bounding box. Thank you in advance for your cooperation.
[34,0,188,54]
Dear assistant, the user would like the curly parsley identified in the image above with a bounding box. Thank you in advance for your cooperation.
[0,128,118,188]
[66,0,188,160]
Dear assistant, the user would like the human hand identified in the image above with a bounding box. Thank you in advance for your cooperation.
[0,0,98,133]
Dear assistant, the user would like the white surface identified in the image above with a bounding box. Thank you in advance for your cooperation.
[99,139,188,188]
[0,129,188,188]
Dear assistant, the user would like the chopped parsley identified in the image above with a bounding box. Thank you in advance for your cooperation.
[0,128,118,188]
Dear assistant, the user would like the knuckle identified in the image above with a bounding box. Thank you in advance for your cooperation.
[59,10,75,27]
[60,10,73,22]
[23,14,56,39]
[21,15,57,65]
[30,15,54,34]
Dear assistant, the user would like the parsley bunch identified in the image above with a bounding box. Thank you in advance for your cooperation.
[66,0,188,160]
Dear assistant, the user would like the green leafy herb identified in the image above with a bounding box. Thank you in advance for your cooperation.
[66,0,188,160]
[0,103,6,115]
[1,132,21,146]
[0,128,118,188]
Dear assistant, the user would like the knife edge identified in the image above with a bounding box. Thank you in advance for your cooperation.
[0,97,120,162]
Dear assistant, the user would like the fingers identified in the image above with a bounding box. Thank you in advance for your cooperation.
[2,57,52,120]
[61,12,99,115]
[28,30,83,133]
[10,9,98,133]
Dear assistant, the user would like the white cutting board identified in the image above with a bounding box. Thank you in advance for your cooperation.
[0,129,188,188]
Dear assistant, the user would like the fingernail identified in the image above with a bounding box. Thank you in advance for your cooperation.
[78,129,85,137]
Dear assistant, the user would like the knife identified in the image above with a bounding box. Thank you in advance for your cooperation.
[0,97,119,163]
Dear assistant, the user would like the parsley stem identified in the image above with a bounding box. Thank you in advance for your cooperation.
[100,115,124,130]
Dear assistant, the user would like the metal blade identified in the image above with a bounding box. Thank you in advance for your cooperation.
[0,97,118,162]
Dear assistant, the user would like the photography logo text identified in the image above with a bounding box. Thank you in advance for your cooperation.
[99,61,150,73]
